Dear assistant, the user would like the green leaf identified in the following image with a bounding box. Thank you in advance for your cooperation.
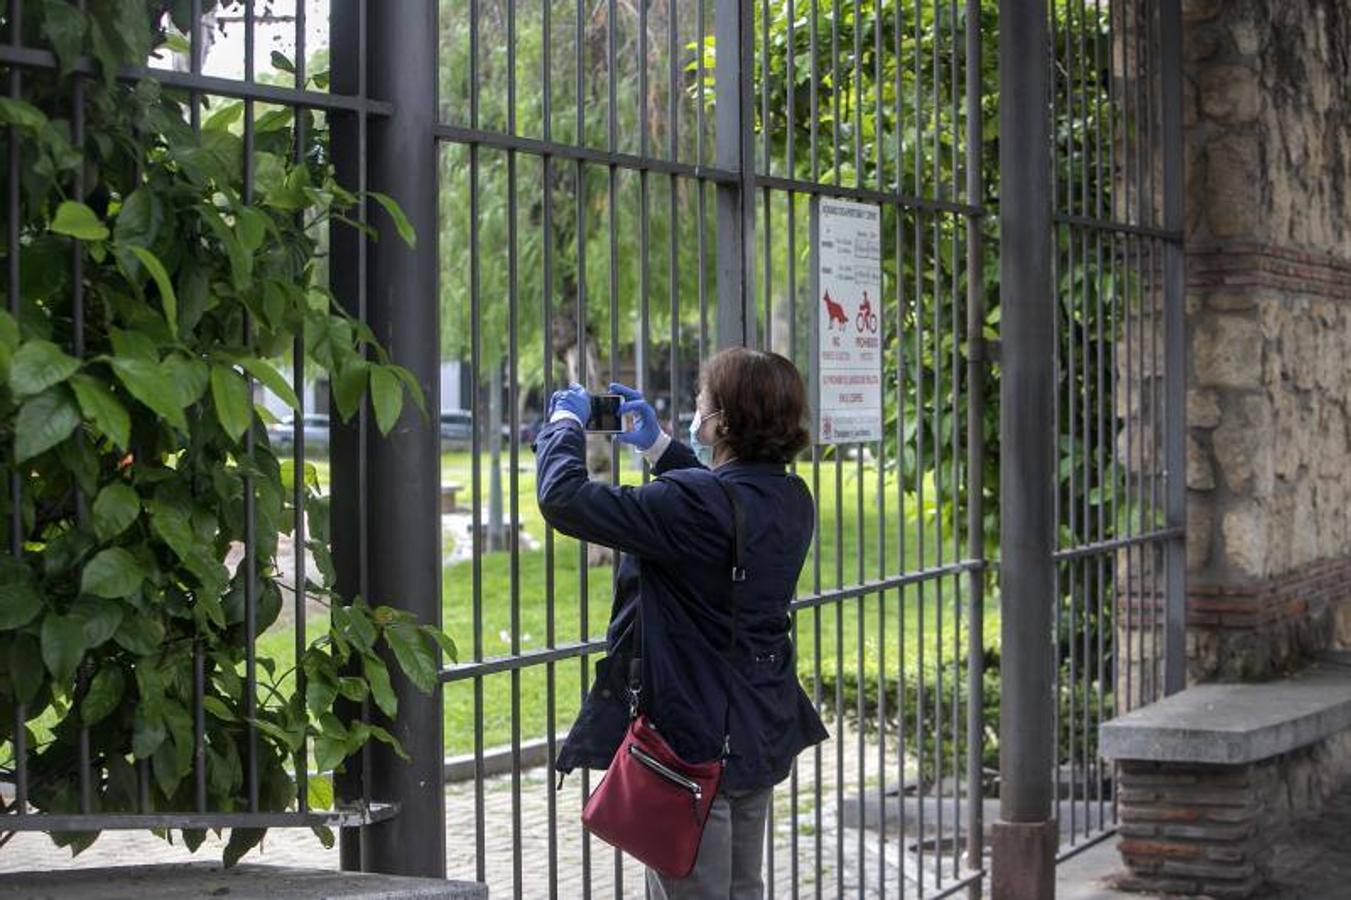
[41,0,87,73]
[40,611,88,685]
[0,97,46,132]
[237,357,299,409]
[362,652,398,718]
[110,356,188,432]
[72,597,124,648]
[113,186,163,249]
[82,664,126,726]
[162,354,209,408]
[390,364,428,419]
[202,695,235,721]
[204,100,243,132]
[310,825,335,849]
[235,207,269,253]
[162,33,190,55]
[369,191,416,248]
[270,50,296,74]
[10,339,80,397]
[51,201,109,241]
[92,481,140,540]
[9,634,45,705]
[369,366,403,435]
[126,246,178,334]
[80,547,144,599]
[114,611,165,656]
[148,496,196,562]
[383,622,438,694]
[313,734,346,772]
[365,724,408,760]
[0,559,43,628]
[210,365,252,442]
[422,625,459,664]
[70,374,130,450]
[108,327,158,361]
[307,773,334,811]
[132,710,166,759]
[331,358,368,421]
[15,386,81,462]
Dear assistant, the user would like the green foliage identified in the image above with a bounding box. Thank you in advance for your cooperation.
[0,0,453,861]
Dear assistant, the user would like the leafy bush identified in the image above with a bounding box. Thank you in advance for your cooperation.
[807,648,1111,789]
[0,1,450,862]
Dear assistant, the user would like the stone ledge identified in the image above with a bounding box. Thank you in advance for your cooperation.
[0,863,489,900]
[1100,659,1351,764]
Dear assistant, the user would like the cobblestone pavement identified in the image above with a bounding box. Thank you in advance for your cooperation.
[1,725,984,898]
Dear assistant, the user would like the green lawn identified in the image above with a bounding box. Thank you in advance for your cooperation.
[40,450,990,769]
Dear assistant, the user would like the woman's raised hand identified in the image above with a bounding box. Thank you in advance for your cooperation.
[610,382,660,450]
[549,383,591,423]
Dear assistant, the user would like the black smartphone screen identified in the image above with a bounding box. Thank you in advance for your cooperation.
[586,394,623,433]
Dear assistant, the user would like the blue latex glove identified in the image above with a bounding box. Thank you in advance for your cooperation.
[610,382,660,451]
[548,383,590,424]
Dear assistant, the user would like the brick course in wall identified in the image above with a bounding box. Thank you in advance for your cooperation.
[1114,731,1351,897]
[1185,556,1350,681]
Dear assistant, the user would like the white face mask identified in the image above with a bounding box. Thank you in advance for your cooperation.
[689,409,720,466]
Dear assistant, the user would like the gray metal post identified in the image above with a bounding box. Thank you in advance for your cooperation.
[715,0,755,349]
[362,0,447,877]
[993,0,1057,896]
[1159,0,1187,696]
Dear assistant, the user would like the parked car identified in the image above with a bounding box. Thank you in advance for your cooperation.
[267,413,330,456]
[440,409,474,450]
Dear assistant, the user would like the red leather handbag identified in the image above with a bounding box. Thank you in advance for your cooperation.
[581,477,748,878]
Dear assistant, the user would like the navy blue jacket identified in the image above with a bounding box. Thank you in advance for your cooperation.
[534,418,829,790]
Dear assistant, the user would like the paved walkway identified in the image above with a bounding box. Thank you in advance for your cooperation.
[1,726,983,898]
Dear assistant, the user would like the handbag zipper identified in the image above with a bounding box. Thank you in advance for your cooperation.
[628,744,703,801]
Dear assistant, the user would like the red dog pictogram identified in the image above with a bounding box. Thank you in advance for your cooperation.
[823,290,849,330]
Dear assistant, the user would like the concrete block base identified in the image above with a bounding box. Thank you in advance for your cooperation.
[991,819,1057,900]
[0,863,489,900]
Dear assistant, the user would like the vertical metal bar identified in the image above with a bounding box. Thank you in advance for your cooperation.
[506,2,523,893]
[541,3,559,884]
[788,191,800,900]
[363,0,446,877]
[894,90,908,898]
[697,0,707,167]
[993,0,1058,895]
[67,0,92,814]
[831,0,840,185]
[1159,0,1186,696]
[574,2,592,880]
[329,0,370,870]
[716,0,755,349]
[7,0,25,819]
[468,0,487,881]
[964,0,987,889]
[242,0,260,816]
[292,0,309,817]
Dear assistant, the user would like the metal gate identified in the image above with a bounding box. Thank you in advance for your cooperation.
[0,1,1187,896]
[436,0,989,896]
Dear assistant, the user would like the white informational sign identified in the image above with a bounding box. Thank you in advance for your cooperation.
[814,198,883,443]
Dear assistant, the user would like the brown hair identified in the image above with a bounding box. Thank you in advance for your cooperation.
[701,347,810,464]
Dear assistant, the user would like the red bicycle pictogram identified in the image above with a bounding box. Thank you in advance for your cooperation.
[855,291,878,333]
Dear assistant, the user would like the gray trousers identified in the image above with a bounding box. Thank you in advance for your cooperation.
[645,786,774,900]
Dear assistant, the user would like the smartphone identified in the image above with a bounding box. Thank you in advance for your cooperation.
[585,393,624,433]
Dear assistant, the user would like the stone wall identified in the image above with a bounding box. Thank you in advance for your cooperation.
[1180,0,1351,680]
[1114,730,1351,897]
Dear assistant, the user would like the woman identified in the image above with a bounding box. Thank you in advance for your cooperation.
[534,347,829,899]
